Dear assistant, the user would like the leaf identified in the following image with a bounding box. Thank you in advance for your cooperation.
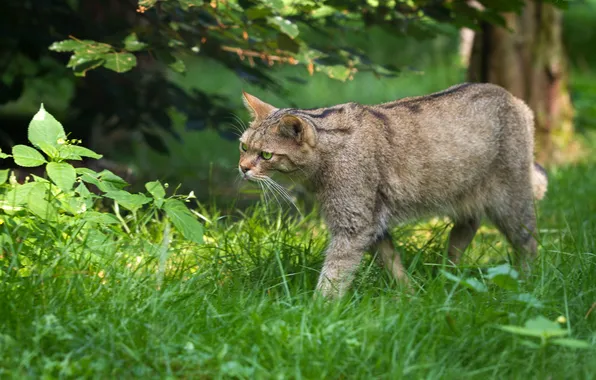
[69,57,105,77]
[47,162,76,192]
[82,211,120,225]
[59,196,89,215]
[49,40,112,53]
[311,5,336,18]
[98,170,129,189]
[139,0,158,9]
[0,169,8,185]
[169,58,186,73]
[441,270,488,292]
[268,16,299,39]
[27,104,67,158]
[11,145,46,167]
[499,316,569,338]
[104,53,137,73]
[551,338,592,349]
[59,145,103,160]
[103,190,151,211]
[80,170,128,192]
[322,65,352,81]
[277,33,300,54]
[262,0,284,11]
[74,182,93,199]
[485,264,519,290]
[145,181,166,207]
[1,182,38,209]
[52,39,114,76]
[0,149,10,159]
[123,33,147,52]
[27,182,57,222]
[163,199,203,244]
[178,0,203,9]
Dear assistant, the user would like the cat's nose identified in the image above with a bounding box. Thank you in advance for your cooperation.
[239,164,250,174]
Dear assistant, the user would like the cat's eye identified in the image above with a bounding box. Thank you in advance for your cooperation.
[261,151,273,160]
[240,143,248,152]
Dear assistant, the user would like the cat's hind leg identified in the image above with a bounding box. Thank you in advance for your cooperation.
[487,196,538,273]
[447,217,481,264]
[374,231,409,285]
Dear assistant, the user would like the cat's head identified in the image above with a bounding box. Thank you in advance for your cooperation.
[238,92,318,182]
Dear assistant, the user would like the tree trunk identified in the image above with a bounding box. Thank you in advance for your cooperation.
[468,0,576,164]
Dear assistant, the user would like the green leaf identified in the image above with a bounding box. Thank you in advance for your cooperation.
[551,338,592,349]
[52,39,114,76]
[139,0,158,9]
[104,53,137,73]
[75,182,92,198]
[11,145,46,167]
[178,0,203,9]
[27,104,67,159]
[80,170,129,192]
[485,264,519,290]
[311,5,336,18]
[163,199,203,244]
[321,65,352,81]
[262,0,284,11]
[98,170,129,189]
[499,316,569,338]
[1,182,38,209]
[169,58,186,73]
[68,57,105,77]
[277,33,300,54]
[59,196,89,215]
[82,211,120,225]
[441,270,488,293]
[27,182,57,222]
[145,181,166,207]
[59,145,103,160]
[0,169,8,185]
[103,190,151,211]
[47,162,76,192]
[49,39,111,53]
[0,149,10,159]
[268,16,299,39]
[123,33,147,52]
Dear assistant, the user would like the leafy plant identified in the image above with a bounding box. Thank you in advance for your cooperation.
[0,104,204,276]
[498,315,592,349]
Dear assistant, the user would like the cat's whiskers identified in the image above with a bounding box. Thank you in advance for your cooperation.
[261,178,284,210]
[249,174,295,214]
[224,114,248,137]
[263,177,301,216]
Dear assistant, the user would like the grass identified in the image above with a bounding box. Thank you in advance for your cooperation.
[1,150,596,378]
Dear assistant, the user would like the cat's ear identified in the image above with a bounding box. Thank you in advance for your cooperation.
[279,115,316,146]
[242,92,276,119]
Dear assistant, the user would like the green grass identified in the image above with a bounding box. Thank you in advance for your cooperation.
[2,152,596,378]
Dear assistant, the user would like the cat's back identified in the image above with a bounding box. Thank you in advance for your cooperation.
[375,82,513,120]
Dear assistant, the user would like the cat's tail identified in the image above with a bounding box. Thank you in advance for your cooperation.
[532,163,548,200]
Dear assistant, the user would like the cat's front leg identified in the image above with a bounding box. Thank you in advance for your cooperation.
[316,233,371,298]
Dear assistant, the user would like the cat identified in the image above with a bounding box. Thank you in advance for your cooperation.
[238,83,548,298]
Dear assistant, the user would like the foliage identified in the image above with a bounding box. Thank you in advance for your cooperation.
[1,0,566,157]
[0,105,205,278]
[51,0,565,81]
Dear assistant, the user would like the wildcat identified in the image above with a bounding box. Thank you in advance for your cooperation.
[237,83,548,298]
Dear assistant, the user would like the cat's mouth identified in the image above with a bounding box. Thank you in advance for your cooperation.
[238,167,264,182]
